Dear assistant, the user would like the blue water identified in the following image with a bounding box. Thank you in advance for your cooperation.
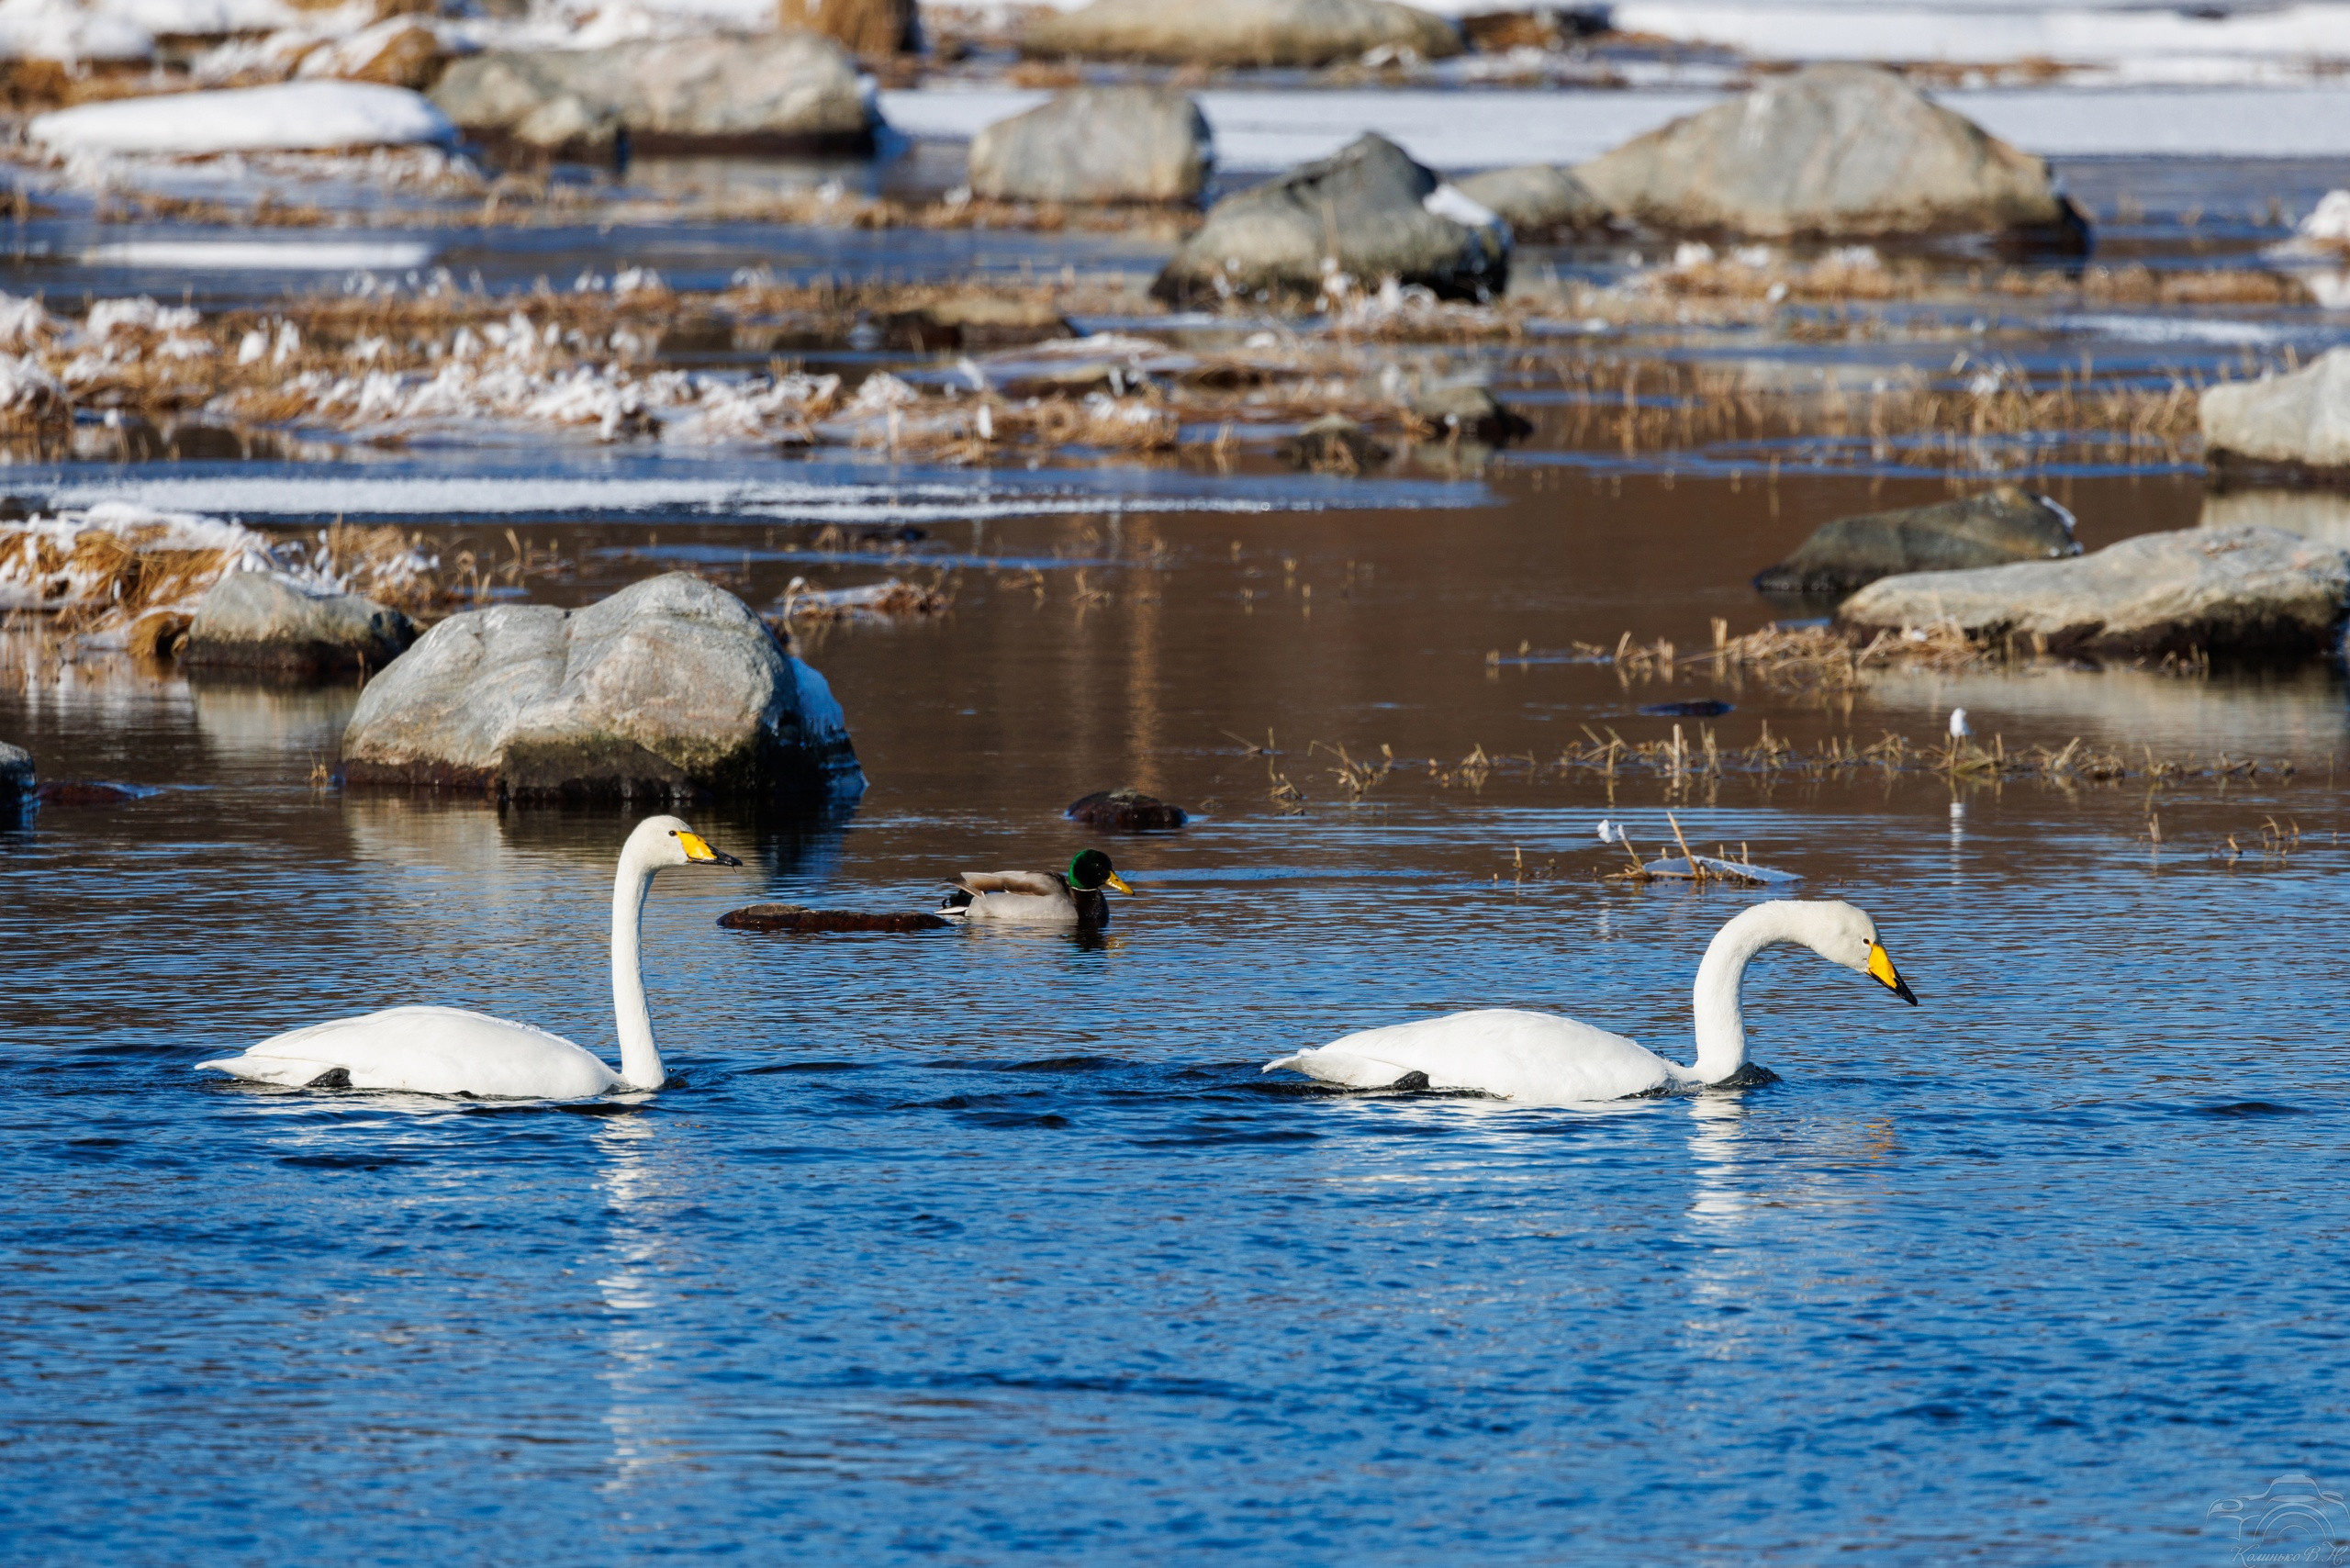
[5,722,2347,1562]
[1,431,2344,1562]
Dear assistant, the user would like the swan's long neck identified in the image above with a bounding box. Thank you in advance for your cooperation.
[611,847,664,1091]
[1688,902,1808,1082]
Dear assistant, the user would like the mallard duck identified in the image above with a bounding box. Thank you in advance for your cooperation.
[938,849,1133,928]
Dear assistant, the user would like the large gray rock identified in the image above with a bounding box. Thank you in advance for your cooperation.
[1755,487,2078,595]
[341,573,864,802]
[2200,348,2350,484]
[1838,525,2350,660]
[1572,63,2086,246]
[184,571,416,677]
[968,86,1211,205]
[1453,163,1608,240]
[430,32,877,152]
[1153,133,1508,305]
[0,741,30,803]
[1023,0,1460,67]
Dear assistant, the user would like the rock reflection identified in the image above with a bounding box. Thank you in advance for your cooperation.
[191,678,359,764]
[1863,663,2344,757]
[2201,486,2350,547]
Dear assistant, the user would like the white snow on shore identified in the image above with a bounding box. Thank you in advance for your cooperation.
[82,240,441,270]
[30,82,454,155]
[882,82,2350,170]
[1608,2,2350,78]
[0,0,153,62]
[43,474,1474,521]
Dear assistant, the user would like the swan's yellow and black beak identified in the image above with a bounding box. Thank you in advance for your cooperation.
[1867,941,1918,1005]
[1105,871,1135,895]
[677,830,743,868]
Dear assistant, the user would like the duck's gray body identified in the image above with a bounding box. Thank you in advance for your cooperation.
[941,870,1108,928]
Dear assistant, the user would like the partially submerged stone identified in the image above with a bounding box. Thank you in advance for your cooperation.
[719,903,949,932]
[1067,788,1188,831]
[1754,487,2078,595]
[1837,525,2350,661]
[33,780,146,805]
[1022,0,1461,68]
[1154,133,1508,305]
[2200,347,2350,485]
[968,87,1212,206]
[1411,382,1531,444]
[1280,413,1391,471]
[1452,163,1609,240]
[0,741,31,803]
[184,570,417,677]
[431,32,877,155]
[1572,63,2087,247]
[341,572,866,801]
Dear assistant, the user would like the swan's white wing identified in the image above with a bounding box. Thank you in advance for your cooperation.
[1261,1047,1414,1088]
[194,1053,345,1088]
[1268,1009,1683,1103]
[203,1006,621,1099]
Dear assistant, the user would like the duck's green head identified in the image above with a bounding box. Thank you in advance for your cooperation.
[1066,849,1133,895]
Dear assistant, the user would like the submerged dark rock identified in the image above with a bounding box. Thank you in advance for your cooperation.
[1411,382,1532,444]
[33,781,145,805]
[1152,133,1508,305]
[1279,413,1392,472]
[184,571,417,677]
[1755,487,2079,595]
[1067,788,1189,831]
[341,572,865,802]
[719,903,950,933]
[0,741,32,805]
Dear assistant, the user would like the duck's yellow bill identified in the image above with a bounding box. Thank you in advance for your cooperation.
[1867,941,1919,1005]
[677,831,743,868]
[1105,872,1135,894]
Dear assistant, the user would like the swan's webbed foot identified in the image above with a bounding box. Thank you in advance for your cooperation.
[306,1067,351,1089]
[1387,1070,1431,1092]
[1705,1062,1781,1091]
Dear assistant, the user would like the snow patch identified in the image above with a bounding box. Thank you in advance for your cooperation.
[30,82,455,155]
[82,239,440,270]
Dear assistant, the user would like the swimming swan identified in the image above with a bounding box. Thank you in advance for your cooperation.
[198,815,741,1099]
[1263,900,1917,1103]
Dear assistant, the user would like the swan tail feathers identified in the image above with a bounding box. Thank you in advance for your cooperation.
[1262,1048,1414,1089]
[198,1054,350,1089]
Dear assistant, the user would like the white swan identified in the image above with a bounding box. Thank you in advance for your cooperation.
[198,815,741,1099]
[1263,900,1916,1103]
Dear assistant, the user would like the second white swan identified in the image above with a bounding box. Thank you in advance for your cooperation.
[1264,899,1917,1103]
[198,814,740,1099]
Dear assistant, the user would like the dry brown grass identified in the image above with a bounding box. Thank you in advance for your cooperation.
[1530,353,2204,471]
